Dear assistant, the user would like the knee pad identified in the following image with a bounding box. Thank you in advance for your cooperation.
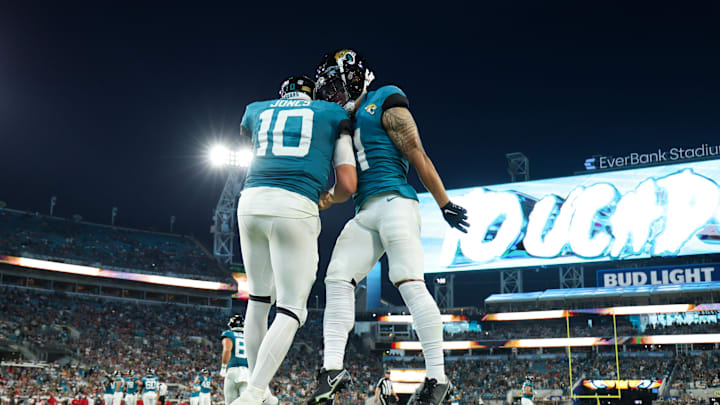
[277,305,307,326]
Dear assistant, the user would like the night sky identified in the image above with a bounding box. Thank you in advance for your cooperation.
[1,2,719,306]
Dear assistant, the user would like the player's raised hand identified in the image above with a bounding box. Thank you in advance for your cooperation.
[441,201,469,233]
[318,191,334,211]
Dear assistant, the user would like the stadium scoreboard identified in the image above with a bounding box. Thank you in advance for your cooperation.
[418,159,720,273]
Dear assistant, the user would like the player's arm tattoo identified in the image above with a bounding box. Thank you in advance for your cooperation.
[382,107,425,156]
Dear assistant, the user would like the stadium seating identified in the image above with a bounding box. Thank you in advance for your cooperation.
[0,209,226,281]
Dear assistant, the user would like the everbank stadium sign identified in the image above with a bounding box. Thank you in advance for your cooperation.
[584,143,720,170]
[418,160,720,273]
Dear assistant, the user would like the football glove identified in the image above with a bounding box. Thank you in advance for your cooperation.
[441,201,469,233]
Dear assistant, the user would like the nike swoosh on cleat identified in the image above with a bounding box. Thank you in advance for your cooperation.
[387,196,399,202]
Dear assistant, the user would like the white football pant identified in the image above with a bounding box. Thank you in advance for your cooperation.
[326,192,423,285]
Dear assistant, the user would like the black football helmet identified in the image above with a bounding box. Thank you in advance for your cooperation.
[279,76,315,99]
[315,66,350,105]
[146,368,155,375]
[227,314,244,331]
[200,368,209,376]
[316,49,374,102]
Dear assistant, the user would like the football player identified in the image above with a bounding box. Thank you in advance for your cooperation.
[309,49,468,405]
[521,375,534,405]
[112,371,124,405]
[102,373,115,405]
[221,314,248,405]
[124,371,140,405]
[190,377,200,405]
[140,368,159,405]
[235,75,357,405]
[198,369,212,405]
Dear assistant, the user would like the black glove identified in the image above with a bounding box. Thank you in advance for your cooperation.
[441,201,469,233]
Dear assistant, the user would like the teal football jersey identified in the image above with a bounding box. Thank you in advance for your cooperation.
[522,381,534,399]
[125,378,138,394]
[241,97,351,203]
[142,376,158,392]
[103,378,115,395]
[352,85,418,209]
[191,382,200,398]
[221,330,248,368]
[199,376,212,394]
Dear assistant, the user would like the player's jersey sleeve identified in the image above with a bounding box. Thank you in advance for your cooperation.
[220,330,234,341]
[377,85,409,116]
[240,104,255,138]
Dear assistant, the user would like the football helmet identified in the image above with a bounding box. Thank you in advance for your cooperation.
[200,368,209,376]
[112,370,120,377]
[227,314,244,331]
[526,375,534,381]
[315,66,350,106]
[146,368,155,375]
[128,370,134,377]
[316,49,374,104]
[279,76,315,99]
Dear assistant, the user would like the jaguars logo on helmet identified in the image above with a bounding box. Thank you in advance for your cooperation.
[227,314,244,331]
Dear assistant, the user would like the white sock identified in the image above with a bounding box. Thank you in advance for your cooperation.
[245,300,271,373]
[248,313,299,390]
[398,281,446,383]
[322,280,356,370]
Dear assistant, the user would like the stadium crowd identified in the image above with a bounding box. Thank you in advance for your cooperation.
[0,209,223,280]
[2,286,720,404]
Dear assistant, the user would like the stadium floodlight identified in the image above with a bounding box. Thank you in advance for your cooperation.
[209,144,252,168]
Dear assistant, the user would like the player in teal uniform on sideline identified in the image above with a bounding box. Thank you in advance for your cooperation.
[198,369,213,405]
[521,375,535,405]
[124,370,140,405]
[102,373,115,405]
[140,368,159,405]
[309,49,469,405]
[112,371,124,405]
[190,377,201,405]
[235,75,357,405]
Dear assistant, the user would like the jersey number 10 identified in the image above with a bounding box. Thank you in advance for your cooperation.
[256,109,313,157]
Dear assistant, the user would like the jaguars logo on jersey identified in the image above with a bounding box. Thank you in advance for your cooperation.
[365,104,377,115]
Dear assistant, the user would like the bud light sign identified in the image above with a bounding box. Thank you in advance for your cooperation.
[598,264,720,287]
[418,160,720,273]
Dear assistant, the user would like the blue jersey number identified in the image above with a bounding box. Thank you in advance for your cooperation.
[256,109,314,157]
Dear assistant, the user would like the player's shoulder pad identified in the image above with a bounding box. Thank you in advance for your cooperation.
[375,85,409,113]
[220,330,234,340]
[313,100,349,115]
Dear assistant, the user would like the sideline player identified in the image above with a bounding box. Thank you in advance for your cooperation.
[235,75,357,405]
[309,49,469,405]
[124,371,140,405]
[198,369,212,405]
[140,368,159,405]
[190,377,201,405]
[221,314,248,405]
[102,373,115,405]
[112,371,124,405]
[521,375,534,405]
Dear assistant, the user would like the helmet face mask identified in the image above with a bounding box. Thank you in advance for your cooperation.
[315,67,349,106]
[316,49,373,106]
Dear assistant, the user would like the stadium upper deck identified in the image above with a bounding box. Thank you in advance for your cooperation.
[0,208,225,281]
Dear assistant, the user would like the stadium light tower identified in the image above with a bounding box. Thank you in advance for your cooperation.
[209,143,252,264]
